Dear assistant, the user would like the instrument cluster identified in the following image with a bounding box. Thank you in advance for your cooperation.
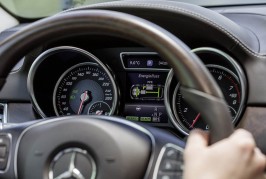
[28,46,246,135]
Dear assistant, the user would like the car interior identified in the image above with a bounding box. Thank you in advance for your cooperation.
[0,0,266,178]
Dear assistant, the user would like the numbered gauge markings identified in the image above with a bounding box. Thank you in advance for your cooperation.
[53,62,117,116]
[173,65,242,133]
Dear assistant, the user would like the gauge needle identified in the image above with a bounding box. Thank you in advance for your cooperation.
[190,113,201,129]
[77,91,88,115]
[95,110,103,115]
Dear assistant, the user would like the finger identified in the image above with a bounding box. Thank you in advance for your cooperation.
[230,129,254,140]
[252,148,266,173]
[185,129,209,152]
[230,129,256,152]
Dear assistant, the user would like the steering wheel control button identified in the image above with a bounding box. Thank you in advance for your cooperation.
[158,173,182,179]
[154,144,184,179]
[161,160,183,172]
[49,148,96,179]
[165,148,181,160]
[0,146,7,158]
[0,134,11,171]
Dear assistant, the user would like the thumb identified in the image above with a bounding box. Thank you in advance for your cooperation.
[185,129,209,155]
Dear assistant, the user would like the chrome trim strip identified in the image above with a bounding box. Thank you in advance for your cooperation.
[27,46,118,118]
[164,70,188,136]
[165,47,247,135]
[172,82,188,134]
[9,58,25,74]
[152,143,184,179]
[14,116,155,179]
[3,104,7,124]
[0,103,8,125]
[120,52,170,72]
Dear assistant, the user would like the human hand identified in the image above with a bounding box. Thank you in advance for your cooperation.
[183,129,266,179]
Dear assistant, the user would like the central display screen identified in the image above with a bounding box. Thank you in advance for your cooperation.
[124,72,168,123]
[127,73,166,101]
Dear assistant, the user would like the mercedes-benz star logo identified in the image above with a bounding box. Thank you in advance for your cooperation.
[54,152,84,179]
[49,148,96,179]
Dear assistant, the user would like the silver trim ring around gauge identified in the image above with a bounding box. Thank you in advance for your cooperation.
[27,46,118,118]
[52,62,117,116]
[164,47,247,135]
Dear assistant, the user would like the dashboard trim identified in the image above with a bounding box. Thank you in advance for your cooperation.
[0,103,7,125]
[78,1,265,59]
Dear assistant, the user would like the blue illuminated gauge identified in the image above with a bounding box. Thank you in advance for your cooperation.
[53,62,117,116]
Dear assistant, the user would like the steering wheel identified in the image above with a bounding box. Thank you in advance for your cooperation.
[0,10,233,179]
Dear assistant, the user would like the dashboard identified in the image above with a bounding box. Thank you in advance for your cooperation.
[0,1,266,143]
[1,2,266,179]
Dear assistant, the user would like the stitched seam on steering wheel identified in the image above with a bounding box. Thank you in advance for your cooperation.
[69,2,266,59]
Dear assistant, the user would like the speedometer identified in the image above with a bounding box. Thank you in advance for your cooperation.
[53,62,117,116]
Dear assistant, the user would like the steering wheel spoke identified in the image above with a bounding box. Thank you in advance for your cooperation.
[0,116,186,179]
[0,121,38,179]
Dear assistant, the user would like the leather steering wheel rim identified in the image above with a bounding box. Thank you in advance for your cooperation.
[0,10,233,142]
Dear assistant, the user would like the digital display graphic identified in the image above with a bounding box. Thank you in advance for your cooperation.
[126,72,167,101]
[124,72,168,123]
[124,104,168,123]
[121,53,169,69]
[131,84,163,100]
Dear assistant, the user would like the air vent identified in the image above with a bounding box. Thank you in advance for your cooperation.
[0,104,7,124]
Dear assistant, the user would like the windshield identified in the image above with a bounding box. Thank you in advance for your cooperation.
[1,0,266,18]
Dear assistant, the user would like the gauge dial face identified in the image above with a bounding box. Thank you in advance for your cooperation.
[173,65,241,133]
[88,101,111,115]
[53,62,117,116]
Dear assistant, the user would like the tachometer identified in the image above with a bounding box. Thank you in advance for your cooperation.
[164,47,247,135]
[53,62,117,116]
[173,65,242,133]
